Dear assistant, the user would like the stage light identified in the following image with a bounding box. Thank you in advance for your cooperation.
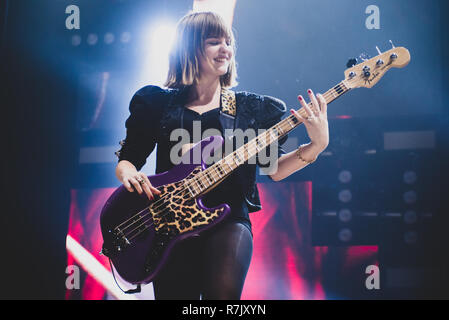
[385,212,402,218]
[339,209,352,223]
[403,210,417,224]
[87,33,98,46]
[338,170,352,183]
[137,21,176,87]
[338,189,352,203]
[104,33,115,45]
[403,171,417,184]
[66,235,138,300]
[150,22,176,62]
[193,0,237,26]
[71,35,81,46]
[403,190,417,205]
[361,212,378,217]
[338,228,353,242]
[120,32,131,43]
[403,231,418,245]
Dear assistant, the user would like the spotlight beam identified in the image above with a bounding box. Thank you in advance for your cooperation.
[66,235,138,300]
[193,0,237,26]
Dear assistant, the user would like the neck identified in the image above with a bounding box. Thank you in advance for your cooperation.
[189,76,221,104]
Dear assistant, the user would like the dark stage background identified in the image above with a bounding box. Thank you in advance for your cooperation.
[1,0,448,299]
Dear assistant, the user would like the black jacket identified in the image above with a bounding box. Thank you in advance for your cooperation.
[117,85,288,213]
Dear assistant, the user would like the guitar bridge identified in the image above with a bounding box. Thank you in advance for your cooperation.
[115,227,131,245]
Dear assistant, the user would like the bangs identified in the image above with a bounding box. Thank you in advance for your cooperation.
[201,13,232,42]
[164,11,238,89]
[195,12,234,57]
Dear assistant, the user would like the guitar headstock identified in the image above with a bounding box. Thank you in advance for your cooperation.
[344,43,410,89]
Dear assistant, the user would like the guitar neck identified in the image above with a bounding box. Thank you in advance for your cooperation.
[185,80,351,197]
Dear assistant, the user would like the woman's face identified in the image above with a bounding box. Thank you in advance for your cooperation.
[198,36,233,79]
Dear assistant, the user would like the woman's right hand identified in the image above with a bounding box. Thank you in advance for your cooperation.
[117,166,161,200]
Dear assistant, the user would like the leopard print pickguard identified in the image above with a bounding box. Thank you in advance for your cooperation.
[149,166,226,236]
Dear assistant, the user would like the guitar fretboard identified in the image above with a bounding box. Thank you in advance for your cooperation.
[184,80,351,197]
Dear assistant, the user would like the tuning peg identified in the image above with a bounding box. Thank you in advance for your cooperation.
[388,40,398,60]
[346,58,358,68]
[358,52,371,62]
[363,65,371,77]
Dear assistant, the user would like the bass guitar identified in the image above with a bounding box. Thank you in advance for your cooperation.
[100,44,410,286]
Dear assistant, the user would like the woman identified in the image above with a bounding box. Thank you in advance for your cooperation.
[115,11,329,300]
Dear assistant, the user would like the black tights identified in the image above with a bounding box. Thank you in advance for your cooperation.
[152,221,253,300]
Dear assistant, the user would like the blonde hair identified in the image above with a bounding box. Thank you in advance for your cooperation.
[164,11,238,89]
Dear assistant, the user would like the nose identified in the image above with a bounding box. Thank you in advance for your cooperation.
[220,41,232,56]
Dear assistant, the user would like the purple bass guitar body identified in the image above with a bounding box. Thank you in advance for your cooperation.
[100,136,231,285]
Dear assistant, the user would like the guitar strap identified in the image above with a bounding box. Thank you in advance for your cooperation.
[219,88,237,140]
[220,88,236,116]
[158,87,237,143]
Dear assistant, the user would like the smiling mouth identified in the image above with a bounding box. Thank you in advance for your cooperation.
[214,58,228,62]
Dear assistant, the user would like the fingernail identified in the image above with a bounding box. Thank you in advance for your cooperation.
[308,89,312,94]
[298,96,303,101]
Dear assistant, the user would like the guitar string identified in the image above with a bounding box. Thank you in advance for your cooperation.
[117,84,350,239]
[115,81,350,233]
[117,85,350,240]
[116,84,350,238]
[118,111,298,239]
[116,56,397,233]
[118,88,338,230]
